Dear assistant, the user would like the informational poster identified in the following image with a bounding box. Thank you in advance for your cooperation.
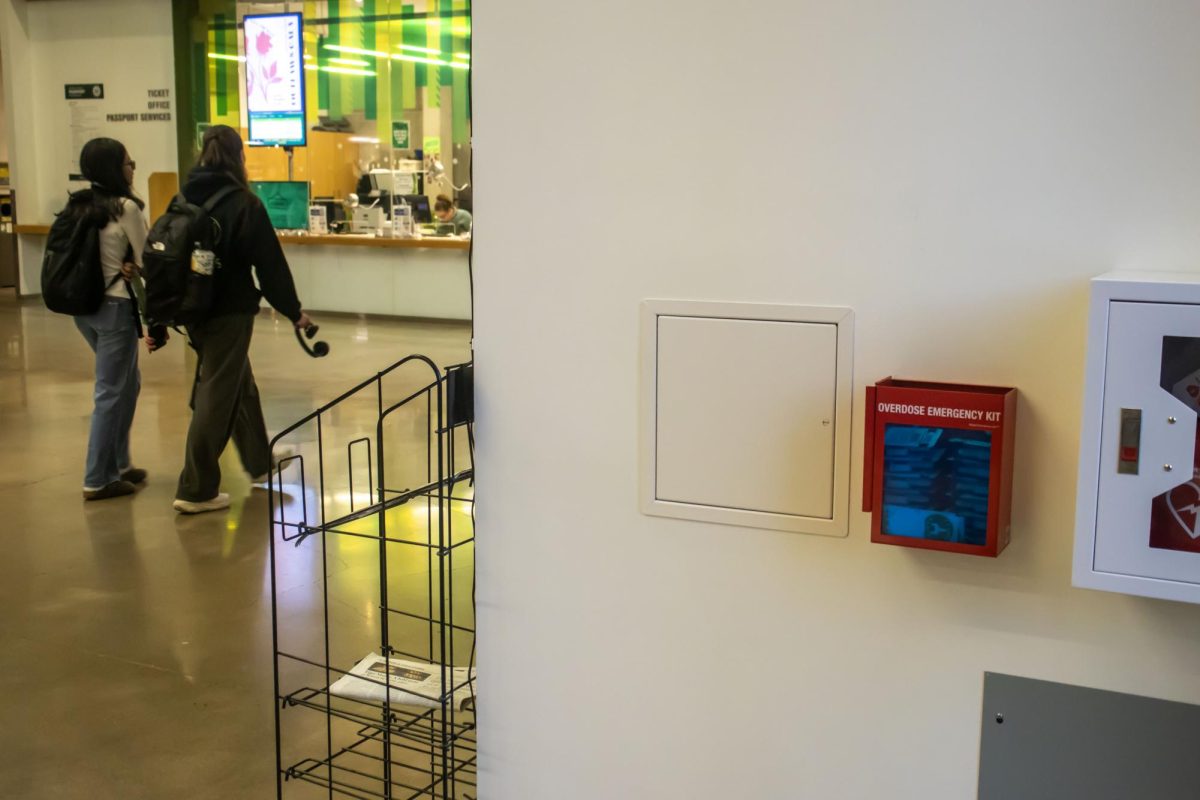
[392,120,411,149]
[66,83,105,180]
[243,13,306,147]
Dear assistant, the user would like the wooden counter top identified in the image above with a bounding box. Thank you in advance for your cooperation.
[16,224,469,252]
[277,233,470,250]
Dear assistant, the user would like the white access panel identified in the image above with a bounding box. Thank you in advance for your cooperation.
[640,300,854,536]
[1074,272,1200,604]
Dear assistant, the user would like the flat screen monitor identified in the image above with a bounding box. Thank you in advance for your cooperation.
[397,194,432,224]
[368,170,419,197]
[244,13,307,147]
[251,181,310,230]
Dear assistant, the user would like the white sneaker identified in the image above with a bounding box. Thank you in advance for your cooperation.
[251,446,296,484]
[172,493,231,514]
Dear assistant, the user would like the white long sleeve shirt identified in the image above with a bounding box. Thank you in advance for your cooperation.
[99,198,148,298]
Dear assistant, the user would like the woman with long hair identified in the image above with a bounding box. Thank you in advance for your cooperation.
[433,194,472,234]
[66,137,153,500]
[172,124,310,514]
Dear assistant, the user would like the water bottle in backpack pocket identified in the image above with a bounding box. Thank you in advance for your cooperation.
[179,243,219,322]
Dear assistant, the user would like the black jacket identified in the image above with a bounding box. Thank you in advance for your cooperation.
[181,167,303,322]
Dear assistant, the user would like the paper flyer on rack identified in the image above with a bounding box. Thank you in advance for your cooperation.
[329,653,476,711]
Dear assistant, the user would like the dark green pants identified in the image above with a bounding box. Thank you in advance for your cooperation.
[175,314,271,502]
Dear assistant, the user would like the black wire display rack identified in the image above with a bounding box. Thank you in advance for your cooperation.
[268,357,475,800]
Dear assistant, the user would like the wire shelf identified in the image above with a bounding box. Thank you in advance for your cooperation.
[281,686,477,750]
[284,727,476,800]
[269,358,475,799]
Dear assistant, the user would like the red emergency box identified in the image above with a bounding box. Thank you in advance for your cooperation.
[863,378,1017,557]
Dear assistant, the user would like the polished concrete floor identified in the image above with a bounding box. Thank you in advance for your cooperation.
[0,296,474,798]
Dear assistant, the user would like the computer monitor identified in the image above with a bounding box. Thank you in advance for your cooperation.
[368,169,419,196]
[250,181,310,230]
[355,174,373,198]
[243,13,307,148]
[397,194,432,224]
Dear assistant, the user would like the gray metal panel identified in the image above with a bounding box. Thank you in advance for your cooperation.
[979,672,1200,799]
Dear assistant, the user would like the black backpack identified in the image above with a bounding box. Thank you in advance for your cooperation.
[40,204,112,316]
[142,185,239,327]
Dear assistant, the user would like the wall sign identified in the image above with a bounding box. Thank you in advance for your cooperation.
[64,83,104,100]
[106,89,173,123]
[392,121,411,149]
[65,84,173,182]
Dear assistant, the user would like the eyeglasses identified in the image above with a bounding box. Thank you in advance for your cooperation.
[124,160,136,170]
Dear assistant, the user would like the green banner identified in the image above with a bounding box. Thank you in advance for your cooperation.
[392,120,411,148]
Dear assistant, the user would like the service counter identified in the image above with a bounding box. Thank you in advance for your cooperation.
[277,233,470,320]
[13,226,471,321]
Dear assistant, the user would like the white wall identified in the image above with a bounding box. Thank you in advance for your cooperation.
[0,0,175,292]
[0,49,8,163]
[0,0,32,194]
[474,2,1200,798]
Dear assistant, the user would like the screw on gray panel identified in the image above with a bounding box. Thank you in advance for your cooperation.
[995,713,1004,724]
[1169,416,1178,424]
[1165,464,1174,472]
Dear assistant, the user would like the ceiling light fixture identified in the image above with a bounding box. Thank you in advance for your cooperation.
[397,44,441,55]
[324,44,469,71]
[303,64,377,77]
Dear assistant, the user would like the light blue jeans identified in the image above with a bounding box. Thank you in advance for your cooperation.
[74,297,140,489]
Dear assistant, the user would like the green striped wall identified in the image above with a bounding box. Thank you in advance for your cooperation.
[188,1,471,136]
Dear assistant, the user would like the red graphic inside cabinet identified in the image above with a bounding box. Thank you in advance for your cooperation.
[1150,336,1200,553]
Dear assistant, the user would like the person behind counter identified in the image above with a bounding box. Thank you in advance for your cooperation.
[433,195,472,234]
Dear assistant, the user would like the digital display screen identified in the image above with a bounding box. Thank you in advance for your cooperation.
[251,181,310,230]
[243,13,306,147]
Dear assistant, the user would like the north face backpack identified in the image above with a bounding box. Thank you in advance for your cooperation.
[142,185,239,327]
[40,206,109,316]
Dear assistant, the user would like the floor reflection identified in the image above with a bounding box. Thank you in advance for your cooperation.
[0,295,471,798]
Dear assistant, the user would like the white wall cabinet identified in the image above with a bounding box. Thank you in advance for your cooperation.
[1075,272,1200,603]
